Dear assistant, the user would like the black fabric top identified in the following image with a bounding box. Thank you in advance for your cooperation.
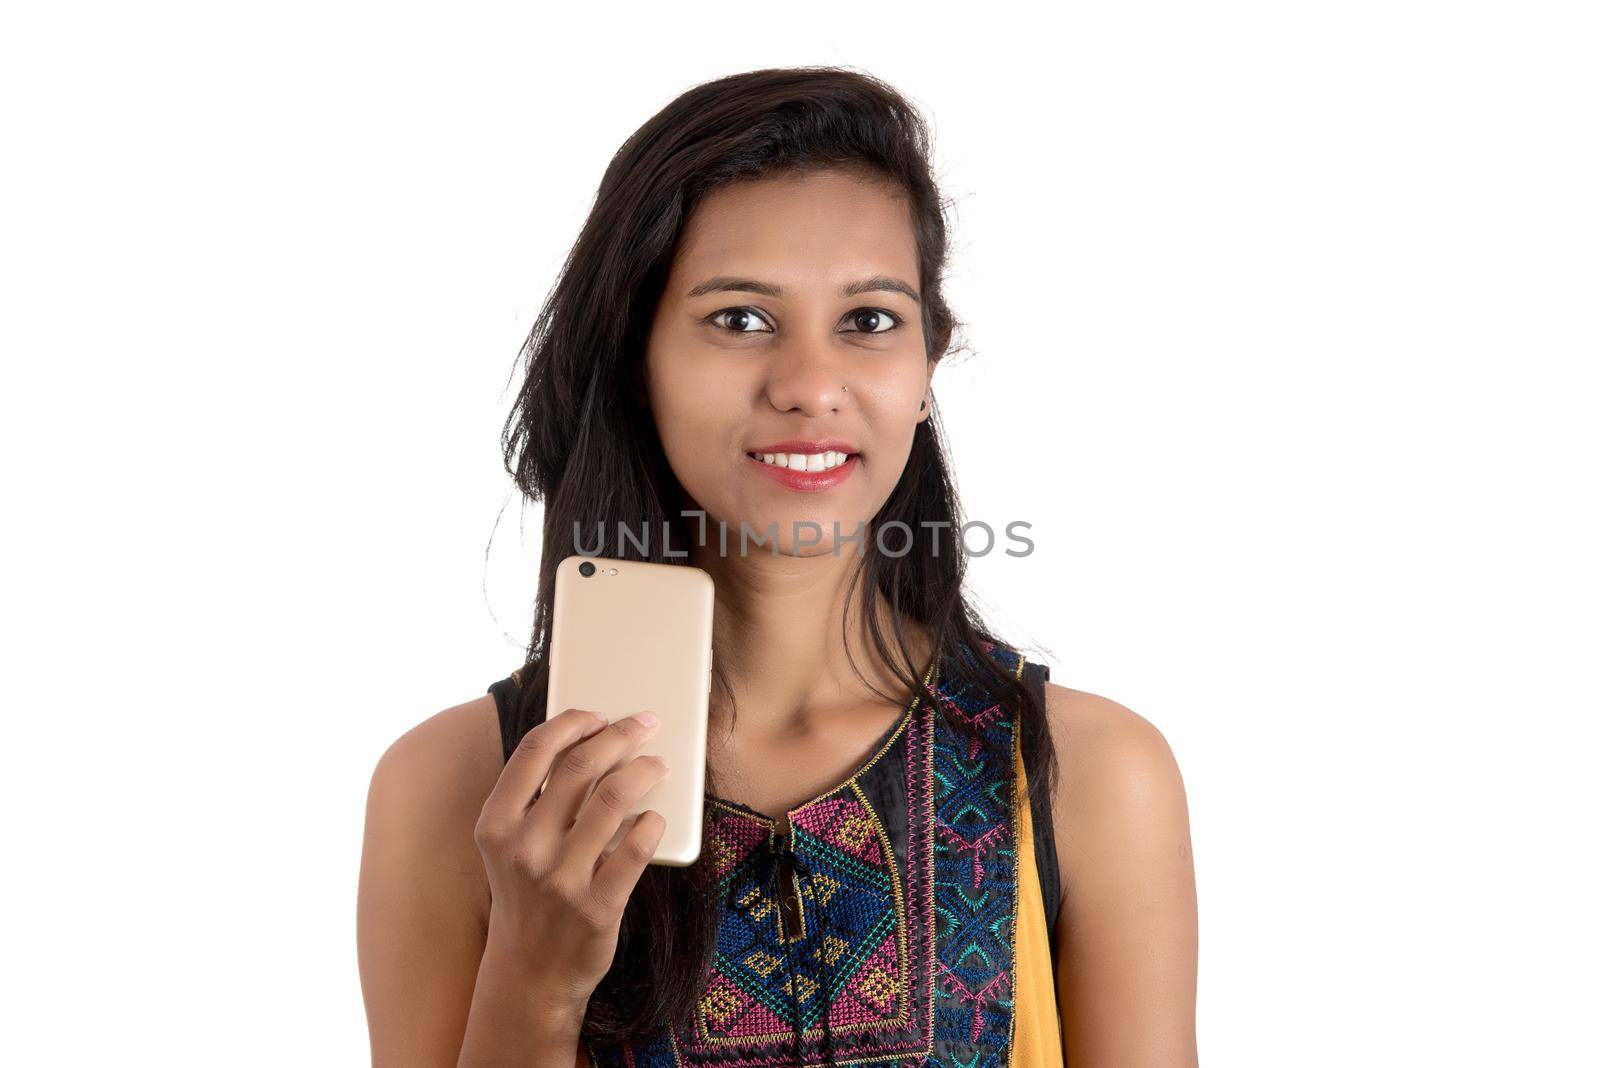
[487,653,1063,939]
[1018,658,1062,938]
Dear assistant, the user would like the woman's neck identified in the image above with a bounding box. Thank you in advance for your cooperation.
[689,542,933,738]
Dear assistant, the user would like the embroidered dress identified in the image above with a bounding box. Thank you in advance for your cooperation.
[489,641,1064,1067]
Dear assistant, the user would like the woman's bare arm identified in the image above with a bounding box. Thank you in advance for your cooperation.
[357,696,586,1067]
[1045,682,1200,1066]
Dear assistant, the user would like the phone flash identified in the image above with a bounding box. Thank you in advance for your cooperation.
[608,568,618,575]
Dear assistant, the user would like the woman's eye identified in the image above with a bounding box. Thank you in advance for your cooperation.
[705,307,904,335]
[708,307,774,334]
[841,308,904,334]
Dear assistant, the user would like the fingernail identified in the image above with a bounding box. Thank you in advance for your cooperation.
[635,712,658,728]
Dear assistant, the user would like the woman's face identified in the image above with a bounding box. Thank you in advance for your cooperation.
[644,169,933,557]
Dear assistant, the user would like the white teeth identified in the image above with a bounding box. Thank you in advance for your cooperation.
[750,450,852,472]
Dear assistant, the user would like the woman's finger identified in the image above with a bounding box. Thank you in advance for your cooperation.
[530,712,660,833]
[482,707,607,825]
[559,754,670,878]
[589,809,668,917]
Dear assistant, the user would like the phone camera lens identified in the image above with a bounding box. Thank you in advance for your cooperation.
[578,561,597,577]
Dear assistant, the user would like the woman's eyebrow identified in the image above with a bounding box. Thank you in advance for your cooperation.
[686,275,922,304]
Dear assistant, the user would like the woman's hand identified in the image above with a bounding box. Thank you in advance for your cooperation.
[472,706,671,1024]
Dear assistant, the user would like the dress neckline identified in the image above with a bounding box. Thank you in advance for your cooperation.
[705,644,940,825]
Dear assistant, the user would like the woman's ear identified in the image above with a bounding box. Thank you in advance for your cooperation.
[917,361,936,422]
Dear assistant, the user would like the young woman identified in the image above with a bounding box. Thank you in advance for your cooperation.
[358,67,1198,1067]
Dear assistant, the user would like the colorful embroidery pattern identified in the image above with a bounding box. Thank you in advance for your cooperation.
[584,642,1026,1067]
[691,781,922,1053]
[927,641,1025,1063]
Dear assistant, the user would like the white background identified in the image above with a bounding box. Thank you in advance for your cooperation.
[3,2,1596,1063]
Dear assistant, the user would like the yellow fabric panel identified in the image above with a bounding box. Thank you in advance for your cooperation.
[1011,730,1066,1066]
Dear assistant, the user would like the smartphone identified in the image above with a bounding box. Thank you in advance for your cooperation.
[544,554,715,867]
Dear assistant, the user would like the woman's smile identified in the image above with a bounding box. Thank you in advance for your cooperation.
[743,442,861,492]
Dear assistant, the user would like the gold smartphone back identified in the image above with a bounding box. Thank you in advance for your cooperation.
[545,554,714,867]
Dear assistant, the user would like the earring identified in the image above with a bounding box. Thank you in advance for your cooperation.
[919,398,926,411]
[842,385,849,393]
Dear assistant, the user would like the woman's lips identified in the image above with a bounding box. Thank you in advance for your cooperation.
[744,452,859,492]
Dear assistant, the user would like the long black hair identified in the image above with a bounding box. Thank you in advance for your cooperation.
[496,65,1059,1044]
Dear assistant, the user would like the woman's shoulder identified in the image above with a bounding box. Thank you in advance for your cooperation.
[358,695,517,1060]
[1041,681,1181,782]
[364,693,506,894]
[1038,679,1193,903]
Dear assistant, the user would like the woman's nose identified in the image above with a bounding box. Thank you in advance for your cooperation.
[763,344,847,416]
